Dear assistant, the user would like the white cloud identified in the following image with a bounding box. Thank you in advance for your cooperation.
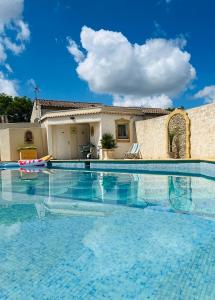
[113,94,172,108]
[0,0,24,32]
[16,20,30,41]
[194,86,215,103]
[67,38,84,63]
[0,0,30,95]
[0,42,7,62]
[27,78,36,87]
[5,64,13,73]
[0,72,17,96]
[68,26,196,108]
[153,21,167,37]
[3,37,25,55]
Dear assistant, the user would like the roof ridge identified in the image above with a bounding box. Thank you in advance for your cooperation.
[35,99,102,104]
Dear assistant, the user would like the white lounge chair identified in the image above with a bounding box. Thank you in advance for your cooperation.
[124,143,141,159]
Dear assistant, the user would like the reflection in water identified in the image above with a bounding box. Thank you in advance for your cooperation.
[0,204,37,225]
[0,169,214,220]
[102,174,117,192]
[168,176,193,212]
[0,169,215,300]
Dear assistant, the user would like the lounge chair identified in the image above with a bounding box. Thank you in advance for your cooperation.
[124,143,141,159]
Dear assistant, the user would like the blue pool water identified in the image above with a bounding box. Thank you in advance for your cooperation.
[0,168,215,299]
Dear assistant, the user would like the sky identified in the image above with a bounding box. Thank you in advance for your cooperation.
[0,0,215,109]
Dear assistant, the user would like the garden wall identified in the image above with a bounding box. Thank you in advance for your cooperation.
[136,103,215,159]
[188,103,215,158]
[136,115,168,159]
[0,125,47,161]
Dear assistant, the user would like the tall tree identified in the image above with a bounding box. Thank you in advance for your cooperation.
[0,94,33,122]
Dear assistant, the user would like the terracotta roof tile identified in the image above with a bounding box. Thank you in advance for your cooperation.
[35,99,101,109]
[104,105,169,115]
[36,99,169,116]
[141,107,169,115]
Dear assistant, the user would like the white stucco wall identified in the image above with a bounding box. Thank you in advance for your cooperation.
[0,129,11,161]
[89,122,101,157]
[100,114,144,158]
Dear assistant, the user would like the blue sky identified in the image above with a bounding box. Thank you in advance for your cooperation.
[0,0,215,108]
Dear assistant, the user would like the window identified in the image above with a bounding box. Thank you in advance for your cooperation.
[115,119,130,142]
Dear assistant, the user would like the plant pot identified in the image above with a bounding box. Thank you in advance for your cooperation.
[102,149,115,160]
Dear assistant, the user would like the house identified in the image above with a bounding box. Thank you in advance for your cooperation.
[0,99,167,161]
[0,98,214,161]
[30,99,168,160]
[30,99,102,123]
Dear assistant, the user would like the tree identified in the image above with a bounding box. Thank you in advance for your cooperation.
[0,93,33,122]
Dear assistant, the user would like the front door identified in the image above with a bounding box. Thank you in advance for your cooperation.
[70,126,78,158]
[54,126,71,159]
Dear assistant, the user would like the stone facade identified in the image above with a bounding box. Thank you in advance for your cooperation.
[136,103,215,159]
[188,103,215,158]
[166,110,191,159]
[168,113,187,158]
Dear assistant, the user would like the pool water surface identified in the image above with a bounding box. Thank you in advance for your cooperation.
[0,168,215,300]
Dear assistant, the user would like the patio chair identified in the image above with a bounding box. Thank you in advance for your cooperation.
[79,143,96,159]
[124,143,141,159]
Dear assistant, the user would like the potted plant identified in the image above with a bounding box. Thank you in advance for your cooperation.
[100,133,117,160]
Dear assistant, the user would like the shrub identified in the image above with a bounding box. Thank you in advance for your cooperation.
[100,133,117,149]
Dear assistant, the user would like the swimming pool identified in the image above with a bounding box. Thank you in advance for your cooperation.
[0,167,215,299]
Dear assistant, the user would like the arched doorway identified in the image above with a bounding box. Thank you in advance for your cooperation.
[166,109,190,159]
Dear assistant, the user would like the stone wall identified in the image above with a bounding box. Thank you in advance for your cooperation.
[136,103,215,159]
[188,103,215,158]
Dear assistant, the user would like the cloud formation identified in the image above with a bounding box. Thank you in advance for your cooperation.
[113,94,172,108]
[0,0,30,95]
[0,72,17,96]
[67,37,84,63]
[68,26,196,108]
[194,86,215,103]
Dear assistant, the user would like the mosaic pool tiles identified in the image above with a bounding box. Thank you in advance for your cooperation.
[1,206,215,299]
[0,168,215,299]
[50,162,85,169]
[90,161,215,178]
